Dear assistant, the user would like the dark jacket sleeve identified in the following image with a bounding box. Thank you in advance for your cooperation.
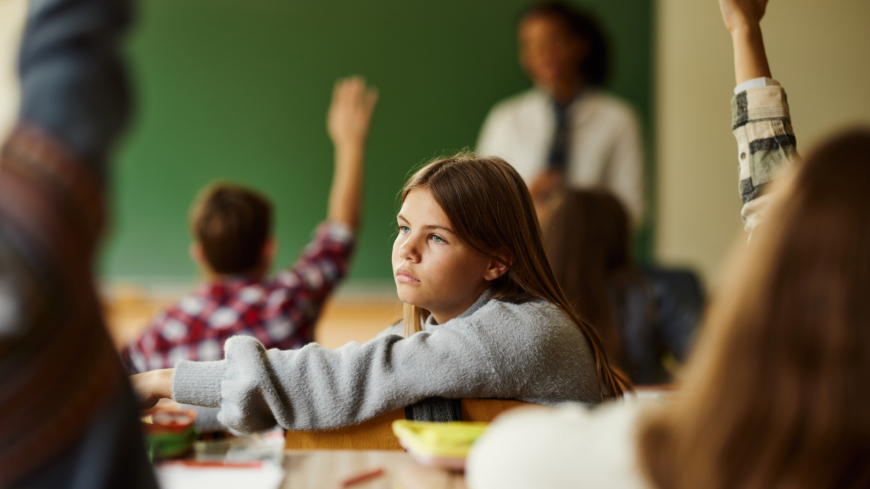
[0,0,156,486]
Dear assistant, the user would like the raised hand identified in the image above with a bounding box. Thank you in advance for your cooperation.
[718,0,768,33]
[719,0,772,85]
[326,77,378,231]
[327,77,379,150]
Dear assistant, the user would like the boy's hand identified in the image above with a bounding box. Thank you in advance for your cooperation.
[327,77,379,149]
[719,0,768,34]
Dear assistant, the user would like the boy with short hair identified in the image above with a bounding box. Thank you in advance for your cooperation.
[122,78,377,373]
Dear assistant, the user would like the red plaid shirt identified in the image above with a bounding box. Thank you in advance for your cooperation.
[121,222,354,373]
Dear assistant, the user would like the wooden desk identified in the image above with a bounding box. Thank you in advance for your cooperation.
[282,450,466,489]
[285,399,528,451]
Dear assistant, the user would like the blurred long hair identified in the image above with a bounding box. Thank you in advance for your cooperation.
[544,189,631,366]
[400,153,628,400]
[639,129,870,489]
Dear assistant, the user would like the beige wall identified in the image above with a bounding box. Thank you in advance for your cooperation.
[0,0,26,143]
[655,0,870,289]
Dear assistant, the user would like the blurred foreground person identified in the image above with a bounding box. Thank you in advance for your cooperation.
[0,0,156,486]
[467,1,870,488]
[477,1,644,223]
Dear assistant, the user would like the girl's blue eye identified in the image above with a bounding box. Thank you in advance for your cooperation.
[431,234,446,244]
[398,225,410,234]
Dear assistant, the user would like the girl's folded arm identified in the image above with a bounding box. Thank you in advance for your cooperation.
[172,326,502,433]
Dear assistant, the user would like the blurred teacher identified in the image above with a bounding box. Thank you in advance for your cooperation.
[477,1,644,223]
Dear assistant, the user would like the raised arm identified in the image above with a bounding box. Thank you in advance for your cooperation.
[260,78,377,343]
[719,0,799,233]
[19,0,132,176]
[326,77,378,231]
[0,0,142,484]
[719,0,771,85]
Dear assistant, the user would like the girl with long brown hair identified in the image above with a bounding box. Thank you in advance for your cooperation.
[545,189,692,384]
[544,190,634,367]
[131,153,626,432]
[467,1,870,488]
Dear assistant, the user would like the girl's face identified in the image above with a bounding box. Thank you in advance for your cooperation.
[392,188,506,325]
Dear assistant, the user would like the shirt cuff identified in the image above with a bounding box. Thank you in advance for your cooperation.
[734,77,780,94]
[172,359,227,408]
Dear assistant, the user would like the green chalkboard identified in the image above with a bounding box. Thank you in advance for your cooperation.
[102,0,654,285]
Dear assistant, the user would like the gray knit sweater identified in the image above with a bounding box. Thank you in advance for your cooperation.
[172,290,601,433]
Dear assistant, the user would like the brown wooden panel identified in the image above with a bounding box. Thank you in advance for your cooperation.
[284,399,531,451]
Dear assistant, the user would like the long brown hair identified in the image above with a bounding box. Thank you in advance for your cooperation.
[639,129,870,488]
[544,189,632,366]
[399,153,628,399]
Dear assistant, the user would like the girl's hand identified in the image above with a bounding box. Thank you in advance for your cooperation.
[130,368,175,410]
[327,76,379,150]
[718,0,768,34]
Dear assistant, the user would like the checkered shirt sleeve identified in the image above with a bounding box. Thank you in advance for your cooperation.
[732,85,801,233]
[272,221,355,335]
[121,221,355,374]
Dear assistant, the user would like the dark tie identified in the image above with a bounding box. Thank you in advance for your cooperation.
[547,101,571,171]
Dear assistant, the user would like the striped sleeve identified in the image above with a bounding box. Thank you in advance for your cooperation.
[731,86,800,233]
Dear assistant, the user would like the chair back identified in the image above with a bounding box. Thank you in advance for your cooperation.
[640,265,705,361]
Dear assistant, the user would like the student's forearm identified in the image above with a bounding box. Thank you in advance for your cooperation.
[731,25,771,86]
[171,329,499,433]
[327,143,365,231]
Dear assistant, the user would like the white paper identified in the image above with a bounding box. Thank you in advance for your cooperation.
[156,462,285,489]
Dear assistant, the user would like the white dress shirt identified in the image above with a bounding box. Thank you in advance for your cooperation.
[477,87,645,223]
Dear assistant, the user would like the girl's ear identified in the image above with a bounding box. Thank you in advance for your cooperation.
[483,255,511,282]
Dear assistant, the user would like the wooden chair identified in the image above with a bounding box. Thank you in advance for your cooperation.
[284,399,530,450]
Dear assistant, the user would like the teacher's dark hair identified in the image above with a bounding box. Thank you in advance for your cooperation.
[521,1,611,86]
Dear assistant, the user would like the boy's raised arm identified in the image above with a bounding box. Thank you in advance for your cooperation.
[326,77,378,232]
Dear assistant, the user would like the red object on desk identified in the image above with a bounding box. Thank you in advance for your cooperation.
[142,408,197,434]
[341,467,385,487]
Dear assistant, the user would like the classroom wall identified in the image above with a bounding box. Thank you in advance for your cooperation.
[655,0,870,288]
[95,0,653,289]
[3,0,870,294]
[0,0,654,292]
